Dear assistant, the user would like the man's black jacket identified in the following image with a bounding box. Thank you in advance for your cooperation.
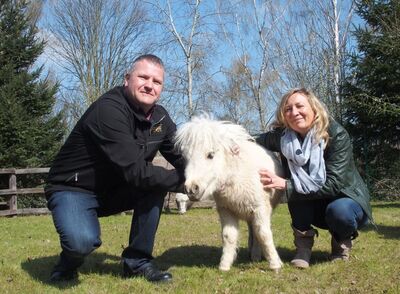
[45,86,185,198]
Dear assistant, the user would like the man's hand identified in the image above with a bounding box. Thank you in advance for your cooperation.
[259,169,286,190]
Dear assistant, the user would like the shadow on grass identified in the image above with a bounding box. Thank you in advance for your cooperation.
[156,245,221,269]
[371,202,400,209]
[21,246,335,287]
[362,223,400,239]
[155,245,331,269]
[276,247,331,266]
[21,252,121,289]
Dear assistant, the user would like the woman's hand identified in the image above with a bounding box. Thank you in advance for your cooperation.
[259,169,287,190]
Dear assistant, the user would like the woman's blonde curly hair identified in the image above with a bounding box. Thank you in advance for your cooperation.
[274,88,330,146]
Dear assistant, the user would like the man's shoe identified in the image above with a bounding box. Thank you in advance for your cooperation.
[123,263,172,283]
[49,269,78,282]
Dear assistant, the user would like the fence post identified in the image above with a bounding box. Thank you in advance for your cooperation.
[8,173,17,213]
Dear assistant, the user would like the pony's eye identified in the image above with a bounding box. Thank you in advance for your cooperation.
[207,151,215,159]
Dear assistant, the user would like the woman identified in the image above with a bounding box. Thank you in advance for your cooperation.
[256,88,372,268]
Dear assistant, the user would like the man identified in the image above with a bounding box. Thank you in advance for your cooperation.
[45,54,185,283]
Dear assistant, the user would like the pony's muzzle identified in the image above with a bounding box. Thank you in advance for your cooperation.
[184,182,200,201]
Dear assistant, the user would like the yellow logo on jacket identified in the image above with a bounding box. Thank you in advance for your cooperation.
[151,123,163,134]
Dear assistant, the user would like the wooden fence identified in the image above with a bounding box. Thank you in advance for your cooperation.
[0,161,214,217]
[0,167,50,216]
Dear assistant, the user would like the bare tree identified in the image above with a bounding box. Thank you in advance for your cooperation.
[213,56,258,131]
[26,0,44,26]
[275,0,355,120]
[45,0,149,121]
[215,0,355,130]
[145,0,219,121]
[216,0,290,133]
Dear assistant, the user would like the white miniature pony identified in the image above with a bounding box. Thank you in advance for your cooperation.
[175,193,192,214]
[175,116,283,271]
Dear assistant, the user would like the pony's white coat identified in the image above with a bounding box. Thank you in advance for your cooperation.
[175,116,283,271]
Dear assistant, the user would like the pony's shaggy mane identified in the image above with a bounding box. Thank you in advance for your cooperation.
[175,116,254,156]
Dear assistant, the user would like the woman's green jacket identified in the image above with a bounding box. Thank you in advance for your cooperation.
[256,120,373,222]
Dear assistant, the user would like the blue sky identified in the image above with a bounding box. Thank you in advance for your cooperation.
[35,0,364,130]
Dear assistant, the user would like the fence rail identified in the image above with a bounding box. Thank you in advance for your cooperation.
[0,164,215,217]
[0,168,50,216]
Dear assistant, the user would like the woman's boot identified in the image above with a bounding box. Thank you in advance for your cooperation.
[291,226,318,268]
[330,236,352,261]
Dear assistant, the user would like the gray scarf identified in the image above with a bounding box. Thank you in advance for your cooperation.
[280,128,326,194]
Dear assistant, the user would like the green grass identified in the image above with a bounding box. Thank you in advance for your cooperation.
[0,202,399,294]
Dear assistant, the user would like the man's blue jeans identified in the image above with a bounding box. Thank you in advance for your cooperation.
[47,187,166,272]
[288,197,368,241]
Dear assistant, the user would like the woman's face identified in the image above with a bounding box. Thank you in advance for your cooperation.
[283,92,316,137]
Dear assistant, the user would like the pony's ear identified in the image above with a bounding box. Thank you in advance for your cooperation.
[230,144,240,155]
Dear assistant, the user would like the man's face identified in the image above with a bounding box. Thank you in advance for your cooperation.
[124,59,164,113]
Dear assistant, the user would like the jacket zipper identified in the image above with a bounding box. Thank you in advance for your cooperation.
[65,172,79,183]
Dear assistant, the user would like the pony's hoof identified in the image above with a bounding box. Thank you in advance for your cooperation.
[219,265,231,271]
[269,260,283,272]
[272,267,281,273]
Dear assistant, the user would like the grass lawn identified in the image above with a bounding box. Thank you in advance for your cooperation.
[0,202,399,293]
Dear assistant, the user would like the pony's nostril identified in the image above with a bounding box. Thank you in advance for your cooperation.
[184,184,192,195]
[185,182,199,196]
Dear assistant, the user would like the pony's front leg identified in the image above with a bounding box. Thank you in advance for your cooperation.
[217,207,239,271]
[252,206,283,271]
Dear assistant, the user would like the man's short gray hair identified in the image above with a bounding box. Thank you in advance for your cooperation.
[127,54,164,74]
